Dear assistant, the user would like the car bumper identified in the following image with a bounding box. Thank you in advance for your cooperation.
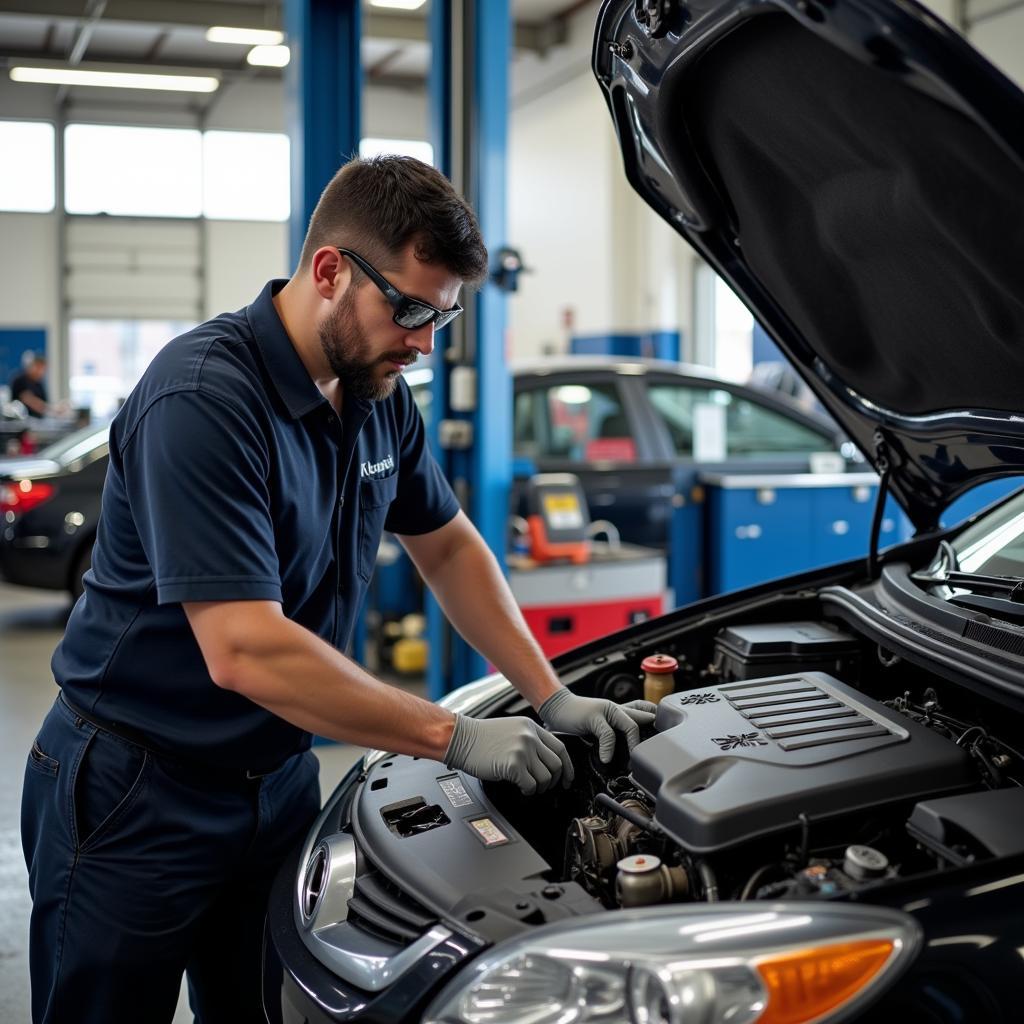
[0,543,70,590]
[262,765,482,1024]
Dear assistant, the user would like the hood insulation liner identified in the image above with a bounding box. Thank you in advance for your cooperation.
[679,14,1024,416]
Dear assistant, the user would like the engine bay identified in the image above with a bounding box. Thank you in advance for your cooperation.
[353,597,1024,943]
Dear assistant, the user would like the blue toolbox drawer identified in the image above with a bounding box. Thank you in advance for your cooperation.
[702,472,909,594]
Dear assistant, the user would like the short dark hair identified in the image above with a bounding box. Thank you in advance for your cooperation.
[298,155,489,286]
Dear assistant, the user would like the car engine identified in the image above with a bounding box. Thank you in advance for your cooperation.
[349,618,1024,944]
[545,621,1024,913]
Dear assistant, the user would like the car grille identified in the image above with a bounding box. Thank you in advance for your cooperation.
[347,866,438,946]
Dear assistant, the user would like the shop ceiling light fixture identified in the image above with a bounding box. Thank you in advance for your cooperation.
[10,66,219,93]
[246,45,290,67]
[206,26,284,46]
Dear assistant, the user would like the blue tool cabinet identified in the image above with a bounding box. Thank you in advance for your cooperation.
[700,473,911,593]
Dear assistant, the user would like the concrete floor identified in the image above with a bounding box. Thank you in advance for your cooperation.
[0,581,400,1023]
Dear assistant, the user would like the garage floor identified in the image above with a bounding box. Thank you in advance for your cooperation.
[0,582,392,1023]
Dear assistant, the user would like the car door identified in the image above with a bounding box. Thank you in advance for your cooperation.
[511,371,676,549]
[642,374,839,470]
[641,375,857,595]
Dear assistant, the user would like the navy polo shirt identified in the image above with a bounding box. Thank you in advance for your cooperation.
[53,280,459,770]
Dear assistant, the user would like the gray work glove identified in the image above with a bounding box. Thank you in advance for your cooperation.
[538,691,657,763]
[444,714,575,795]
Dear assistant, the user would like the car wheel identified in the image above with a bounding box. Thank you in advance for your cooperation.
[70,543,93,601]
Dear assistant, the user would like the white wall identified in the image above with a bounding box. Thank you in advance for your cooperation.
[507,0,696,359]
[508,69,615,356]
[205,220,289,317]
[364,86,429,142]
[0,212,59,346]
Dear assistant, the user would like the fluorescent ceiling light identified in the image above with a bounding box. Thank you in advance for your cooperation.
[10,66,219,93]
[206,26,284,46]
[369,0,428,9]
[246,44,290,67]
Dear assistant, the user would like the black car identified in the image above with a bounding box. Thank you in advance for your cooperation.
[410,356,855,552]
[0,424,109,598]
[262,0,1024,1021]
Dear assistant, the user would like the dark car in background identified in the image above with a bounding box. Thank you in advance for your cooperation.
[0,424,109,598]
[262,0,1024,1020]
[411,356,855,551]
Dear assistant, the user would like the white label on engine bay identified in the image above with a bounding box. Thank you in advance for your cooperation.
[438,774,473,808]
[468,817,509,846]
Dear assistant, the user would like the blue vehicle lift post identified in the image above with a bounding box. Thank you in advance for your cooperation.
[284,0,367,662]
[284,0,361,270]
[427,0,513,698]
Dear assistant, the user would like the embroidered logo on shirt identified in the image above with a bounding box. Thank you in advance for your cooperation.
[361,454,394,477]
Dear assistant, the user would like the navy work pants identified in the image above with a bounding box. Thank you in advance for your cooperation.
[21,694,321,1023]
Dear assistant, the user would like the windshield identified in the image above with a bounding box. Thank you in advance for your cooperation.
[39,424,110,465]
[948,488,1024,577]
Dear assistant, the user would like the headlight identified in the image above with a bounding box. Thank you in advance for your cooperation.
[424,903,919,1024]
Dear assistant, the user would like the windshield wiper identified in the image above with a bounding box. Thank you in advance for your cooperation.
[911,568,1024,603]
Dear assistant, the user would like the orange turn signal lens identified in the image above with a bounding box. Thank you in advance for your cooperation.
[754,938,896,1024]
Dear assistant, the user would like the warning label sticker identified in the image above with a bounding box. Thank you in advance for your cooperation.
[438,775,473,808]
[468,817,510,847]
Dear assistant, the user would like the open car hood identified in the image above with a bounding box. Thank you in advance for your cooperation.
[593,0,1024,531]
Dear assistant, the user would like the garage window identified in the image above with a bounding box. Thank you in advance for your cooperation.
[65,124,203,217]
[69,319,195,419]
[203,131,290,221]
[64,125,290,221]
[514,383,635,462]
[648,384,828,459]
[0,120,55,212]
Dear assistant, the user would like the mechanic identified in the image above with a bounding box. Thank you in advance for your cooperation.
[21,155,655,1024]
[9,352,51,417]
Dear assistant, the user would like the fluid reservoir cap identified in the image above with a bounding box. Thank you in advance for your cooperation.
[843,845,889,880]
[641,654,678,675]
[617,853,662,874]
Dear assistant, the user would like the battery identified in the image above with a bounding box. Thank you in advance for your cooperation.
[714,620,861,682]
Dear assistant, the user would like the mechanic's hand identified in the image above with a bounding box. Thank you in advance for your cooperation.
[538,690,657,763]
[444,714,575,795]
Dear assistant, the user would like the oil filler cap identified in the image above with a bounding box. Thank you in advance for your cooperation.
[617,853,662,874]
[641,654,678,674]
[843,845,889,880]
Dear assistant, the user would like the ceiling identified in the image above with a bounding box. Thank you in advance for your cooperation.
[0,1,594,88]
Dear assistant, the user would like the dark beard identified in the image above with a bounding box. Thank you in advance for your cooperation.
[317,288,416,402]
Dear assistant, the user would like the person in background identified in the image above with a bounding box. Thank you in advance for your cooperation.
[9,353,51,418]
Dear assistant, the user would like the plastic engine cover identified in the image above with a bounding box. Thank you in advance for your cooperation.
[630,672,975,852]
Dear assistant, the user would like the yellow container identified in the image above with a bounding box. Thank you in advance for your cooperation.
[392,637,428,675]
[642,653,678,704]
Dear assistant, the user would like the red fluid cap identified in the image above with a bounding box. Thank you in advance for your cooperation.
[641,654,678,675]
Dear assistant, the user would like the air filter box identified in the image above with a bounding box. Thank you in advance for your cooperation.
[714,621,860,682]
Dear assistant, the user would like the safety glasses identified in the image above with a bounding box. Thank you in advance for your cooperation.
[337,248,463,330]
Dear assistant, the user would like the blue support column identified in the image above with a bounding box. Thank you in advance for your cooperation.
[425,0,453,700]
[284,0,361,269]
[470,0,512,580]
[427,0,512,699]
[285,0,365,667]
[427,0,452,465]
